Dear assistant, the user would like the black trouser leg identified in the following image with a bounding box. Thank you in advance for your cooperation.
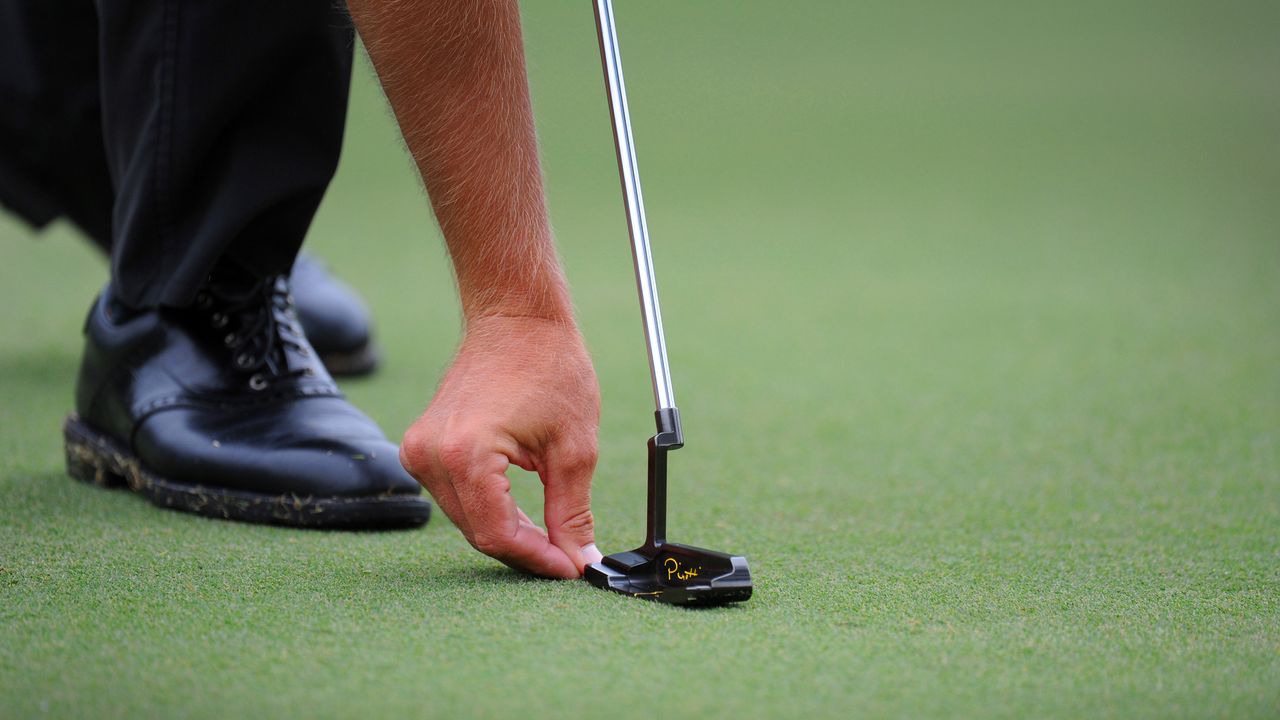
[0,0,114,245]
[96,0,354,308]
[0,0,354,309]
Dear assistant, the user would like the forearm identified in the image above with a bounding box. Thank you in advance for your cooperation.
[347,0,571,322]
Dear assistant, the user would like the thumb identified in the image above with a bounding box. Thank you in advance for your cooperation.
[541,444,602,575]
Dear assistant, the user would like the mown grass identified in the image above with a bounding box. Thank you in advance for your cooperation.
[1,2,1277,717]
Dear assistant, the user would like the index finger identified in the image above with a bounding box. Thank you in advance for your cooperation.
[452,469,580,579]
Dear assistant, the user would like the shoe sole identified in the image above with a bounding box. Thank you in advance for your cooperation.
[63,415,430,530]
[319,342,381,378]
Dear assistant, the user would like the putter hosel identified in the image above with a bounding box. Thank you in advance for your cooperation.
[645,407,683,548]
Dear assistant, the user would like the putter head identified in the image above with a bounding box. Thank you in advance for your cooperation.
[584,409,752,606]
[584,542,752,606]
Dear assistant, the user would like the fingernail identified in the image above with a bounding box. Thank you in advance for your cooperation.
[582,543,603,564]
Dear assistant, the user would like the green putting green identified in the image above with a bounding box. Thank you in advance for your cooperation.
[2,2,1277,717]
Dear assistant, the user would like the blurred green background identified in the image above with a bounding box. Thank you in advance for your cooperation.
[2,1,1277,717]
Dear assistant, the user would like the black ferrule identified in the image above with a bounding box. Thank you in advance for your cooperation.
[653,407,684,449]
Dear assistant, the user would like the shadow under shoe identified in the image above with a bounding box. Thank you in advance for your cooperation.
[65,278,429,530]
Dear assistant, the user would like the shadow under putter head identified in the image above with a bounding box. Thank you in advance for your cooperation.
[584,0,752,606]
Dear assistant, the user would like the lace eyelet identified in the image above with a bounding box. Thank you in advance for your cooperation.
[195,292,212,309]
[235,353,253,369]
[210,313,228,329]
[224,333,237,347]
[248,374,268,391]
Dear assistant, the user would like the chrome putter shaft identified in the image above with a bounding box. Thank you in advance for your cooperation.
[583,0,752,605]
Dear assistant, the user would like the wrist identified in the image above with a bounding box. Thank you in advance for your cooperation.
[459,272,576,326]
[458,310,591,371]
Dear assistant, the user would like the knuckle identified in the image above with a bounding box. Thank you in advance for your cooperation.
[399,417,440,474]
[553,431,598,468]
[399,429,430,475]
[398,441,419,472]
[477,471,511,495]
[558,506,595,536]
[436,429,477,477]
[562,444,598,477]
[470,530,511,557]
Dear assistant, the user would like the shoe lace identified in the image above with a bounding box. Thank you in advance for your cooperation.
[196,276,314,391]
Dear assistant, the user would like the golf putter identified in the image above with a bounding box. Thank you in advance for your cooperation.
[583,0,752,606]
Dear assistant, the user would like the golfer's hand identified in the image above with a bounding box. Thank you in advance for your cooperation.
[400,315,603,578]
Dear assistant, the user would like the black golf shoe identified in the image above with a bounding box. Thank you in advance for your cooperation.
[64,277,430,529]
[291,253,380,377]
